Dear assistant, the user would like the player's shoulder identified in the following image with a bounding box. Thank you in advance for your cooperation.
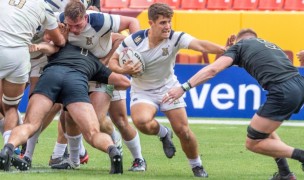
[87,11,113,32]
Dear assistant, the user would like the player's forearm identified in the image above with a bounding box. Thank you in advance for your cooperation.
[37,42,59,55]
[201,40,226,54]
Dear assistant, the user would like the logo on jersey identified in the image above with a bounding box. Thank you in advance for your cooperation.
[134,36,143,45]
[9,0,26,8]
[86,37,93,45]
[162,48,169,56]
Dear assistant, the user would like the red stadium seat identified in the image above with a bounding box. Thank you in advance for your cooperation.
[102,0,130,9]
[129,0,155,9]
[206,0,233,10]
[176,53,189,64]
[284,0,304,10]
[232,0,259,10]
[180,0,207,10]
[155,0,181,9]
[257,0,284,10]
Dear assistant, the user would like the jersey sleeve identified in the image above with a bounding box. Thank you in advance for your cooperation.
[91,64,112,84]
[174,32,195,49]
[223,42,241,65]
[110,14,120,33]
[41,2,58,30]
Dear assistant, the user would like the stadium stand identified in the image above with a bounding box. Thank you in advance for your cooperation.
[129,0,155,9]
[284,0,304,11]
[206,0,233,10]
[102,0,130,9]
[155,0,181,9]
[232,0,259,10]
[257,0,284,10]
[180,0,207,10]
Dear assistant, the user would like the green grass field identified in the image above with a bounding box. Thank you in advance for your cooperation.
[0,119,303,180]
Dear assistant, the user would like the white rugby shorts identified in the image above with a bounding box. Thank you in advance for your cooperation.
[0,46,30,83]
[130,79,186,112]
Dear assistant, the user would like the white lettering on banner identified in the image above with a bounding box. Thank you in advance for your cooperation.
[188,83,262,110]
[239,84,261,110]
[211,84,234,110]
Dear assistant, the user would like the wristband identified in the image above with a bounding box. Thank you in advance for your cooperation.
[181,81,192,92]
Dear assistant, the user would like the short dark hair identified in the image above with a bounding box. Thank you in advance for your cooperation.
[148,3,173,21]
[64,0,86,21]
[236,28,258,41]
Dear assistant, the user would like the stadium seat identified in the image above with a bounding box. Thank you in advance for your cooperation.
[284,0,304,11]
[232,0,259,10]
[176,53,189,64]
[155,0,181,9]
[180,0,207,10]
[189,54,202,64]
[257,0,284,10]
[206,0,233,10]
[102,0,130,9]
[129,0,155,9]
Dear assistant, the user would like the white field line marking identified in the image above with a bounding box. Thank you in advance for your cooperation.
[47,114,304,127]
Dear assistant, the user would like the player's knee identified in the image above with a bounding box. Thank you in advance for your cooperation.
[176,127,191,141]
[246,125,270,151]
[2,93,23,106]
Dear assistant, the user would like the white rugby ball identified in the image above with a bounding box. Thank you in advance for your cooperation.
[119,47,145,78]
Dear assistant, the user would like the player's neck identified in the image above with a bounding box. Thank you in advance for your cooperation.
[148,31,163,48]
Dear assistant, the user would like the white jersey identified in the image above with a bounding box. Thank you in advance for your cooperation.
[57,11,120,58]
[45,0,88,12]
[0,0,58,47]
[116,30,194,90]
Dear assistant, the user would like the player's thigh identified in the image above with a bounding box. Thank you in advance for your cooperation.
[66,102,100,134]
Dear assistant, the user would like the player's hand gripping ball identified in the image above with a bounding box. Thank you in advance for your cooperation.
[119,47,145,78]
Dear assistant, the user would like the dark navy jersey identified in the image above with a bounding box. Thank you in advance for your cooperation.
[46,43,111,84]
[224,38,299,89]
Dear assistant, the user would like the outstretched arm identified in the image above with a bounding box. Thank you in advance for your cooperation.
[29,42,59,56]
[162,56,234,104]
[188,39,226,55]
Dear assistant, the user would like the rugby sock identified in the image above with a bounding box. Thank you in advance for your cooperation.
[17,110,23,125]
[51,142,67,159]
[157,124,168,138]
[107,145,120,159]
[275,158,291,176]
[66,134,81,165]
[124,131,143,160]
[79,137,86,157]
[0,118,4,134]
[4,143,14,156]
[3,130,11,144]
[24,127,41,160]
[291,148,304,162]
[111,129,121,145]
[188,156,202,169]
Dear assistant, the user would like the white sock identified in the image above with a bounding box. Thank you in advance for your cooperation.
[51,142,67,159]
[3,130,12,144]
[124,131,143,160]
[157,124,168,138]
[0,118,4,135]
[111,129,121,144]
[79,137,86,156]
[66,134,81,165]
[17,110,23,125]
[24,128,41,160]
[188,156,202,168]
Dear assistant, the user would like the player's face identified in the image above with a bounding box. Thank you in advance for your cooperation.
[151,15,172,39]
[65,15,88,35]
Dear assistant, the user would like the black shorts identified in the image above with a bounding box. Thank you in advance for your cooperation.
[257,75,304,121]
[33,66,90,107]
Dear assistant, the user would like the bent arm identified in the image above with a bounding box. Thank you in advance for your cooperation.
[162,56,234,104]
[45,28,66,47]
[108,72,131,90]
[118,16,140,34]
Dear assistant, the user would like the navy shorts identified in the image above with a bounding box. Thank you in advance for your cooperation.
[32,66,90,107]
[257,75,304,121]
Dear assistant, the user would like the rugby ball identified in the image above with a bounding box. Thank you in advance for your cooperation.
[119,47,145,78]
